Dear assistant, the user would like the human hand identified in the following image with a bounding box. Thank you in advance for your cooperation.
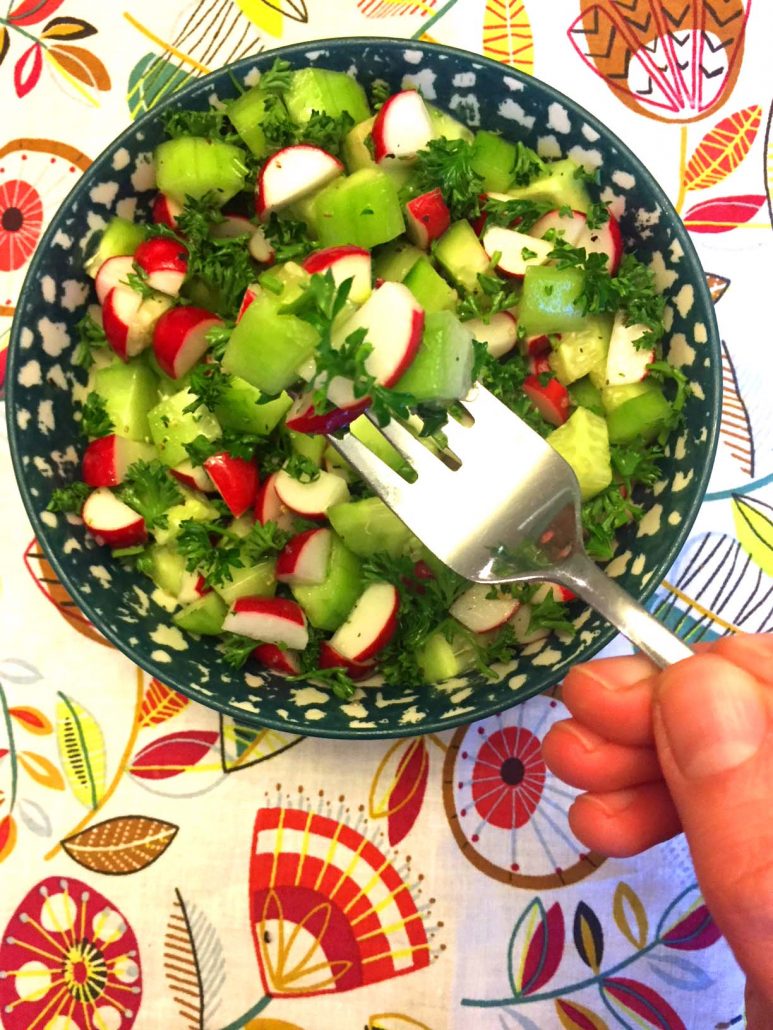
[541,633,773,1024]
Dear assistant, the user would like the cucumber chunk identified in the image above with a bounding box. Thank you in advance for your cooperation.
[153,490,223,546]
[94,360,159,443]
[291,533,362,630]
[548,407,612,500]
[426,104,474,143]
[549,315,612,385]
[155,137,248,205]
[222,291,319,395]
[395,310,474,403]
[372,240,423,283]
[605,386,672,444]
[518,266,588,335]
[403,256,458,313]
[434,220,489,293]
[173,592,227,635]
[418,624,477,682]
[313,169,405,249]
[214,560,277,606]
[228,87,285,158]
[568,376,604,416]
[506,158,591,214]
[214,377,291,436]
[284,67,371,125]
[471,131,517,193]
[84,217,146,277]
[145,544,187,596]
[147,389,222,467]
[328,496,413,558]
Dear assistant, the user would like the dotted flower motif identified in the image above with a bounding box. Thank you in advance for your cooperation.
[249,790,439,997]
[0,876,142,1030]
[444,697,605,889]
[0,179,43,272]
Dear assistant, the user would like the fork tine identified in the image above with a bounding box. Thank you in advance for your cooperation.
[364,413,452,477]
[327,431,412,505]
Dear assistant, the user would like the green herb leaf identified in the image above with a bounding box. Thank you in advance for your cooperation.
[509,141,547,187]
[177,519,244,587]
[259,58,293,95]
[119,459,183,531]
[183,363,232,414]
[47,481,91,514]
[72,312,108,369]
[410,138,484,221]
[284,454,321,483]
[220,632,257,669]
[581,485,643,561]
[79,392,114,439]
[482,195,553,232]
[263,213,314,264]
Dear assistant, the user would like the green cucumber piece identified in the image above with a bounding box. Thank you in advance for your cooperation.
[343,116,376,173]
[350,414,408,473]
[94,360,159,443]
[601,381,654,413]
[145,544,187,596]
[471,131,517,193]
[403,257,458,313]
[227,87,285,158]
[147,389,222,467]
[518,266,588,335]
[372,240,422,282]
[214,377,291,436]
[549,315,612,385]
[506,158,591,214]
[173,592,227,635]
[395,310,474,404]
[284,67,371,125]
[84,217,146,277]
[214,559,277,606]
[313,168,405,249]
[417,625,477,683]
[289,429,326,466]
[426,104,474,143]
[328,496,413,558]
[606,387,672,444]
[155,137,248,205]
[291,533,362,630]
[548,407,612,500]
[568,376,604,416]
[153,490,223,546]
[434,220,489,293]
[222,291,318,395]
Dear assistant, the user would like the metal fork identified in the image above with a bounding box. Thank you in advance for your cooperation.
[327,382,693,668]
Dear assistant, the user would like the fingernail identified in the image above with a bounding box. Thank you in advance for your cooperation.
[579,788,638,819]
[556,721,601,753]
[657,655,768,780]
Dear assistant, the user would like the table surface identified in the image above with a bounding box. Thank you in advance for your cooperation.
[0,1,768,1027]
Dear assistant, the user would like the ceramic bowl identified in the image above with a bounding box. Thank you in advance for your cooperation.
[5,38,720,738]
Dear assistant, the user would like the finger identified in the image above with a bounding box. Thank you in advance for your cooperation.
[568,781,682,858]
[561,654,660,747]
[710,632,773,687]
[542,720,663,792]
[653,649,773,1003]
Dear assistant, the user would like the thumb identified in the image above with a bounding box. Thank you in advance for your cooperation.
[653,639,773,1006]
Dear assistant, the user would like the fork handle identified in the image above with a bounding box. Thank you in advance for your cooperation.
[552,552,693,668]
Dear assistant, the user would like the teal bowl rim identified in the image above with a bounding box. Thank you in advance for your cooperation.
[5,36,722,738]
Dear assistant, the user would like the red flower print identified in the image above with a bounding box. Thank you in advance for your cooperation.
[0,876,142,1029]
[0,179,43,272]
[249,793,436,997]
[471,725,545,829]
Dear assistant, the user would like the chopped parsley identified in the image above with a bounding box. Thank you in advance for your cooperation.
[183,364,232,414]
[118,460,183,531]
[410,137,484,221]
[78,392,113,439]
[47,481,91,514]
[509,141,547,187]
[72,312,108,369]
[263,213,314,264]
[177,520,244,587]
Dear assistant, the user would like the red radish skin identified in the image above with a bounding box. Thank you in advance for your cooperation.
[151,193,182,229]
[274,468,350,519]
[253,643,301,675]
[237,283,261,322]
[170,461,216,493]
[522,332,553,358]
[528,353,552,376]
[95,255,136,305]
[532,582,576,604]
[371,90,433,163]
[404,188,451,249]
[82,487,147,548]
[302,246,372,304]
[463,311,517,359]
[522,374,570,426]
[450,583,520,633]
[193,574,211,597]
[481,225,553,279]
[81,435,154,488]
[254,472,295,530]
[203,452,259,518]
[318,641,375,681]
[102,287,172,361]
[152,306,222,379]
[284,394,368,435]
[275,527,332,585]
[329,582,399,662]
[256,145,343,220]
[133,237,188,296]
[222,596,309,650]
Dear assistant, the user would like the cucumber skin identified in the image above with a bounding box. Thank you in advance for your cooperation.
[328,496,413,558]
[606,389,672,444]
[284,67,371,125]
[155,137,248,205]
[518,266,588,335]
[173,592,228,635]
[214,560,277,606]
[471,131,517,193]
[313,169,405,250]
[228,87,280,158]
[434,220,489,293]
[395,310,474,404]
[94,361,159,443]
[403,257,458,314]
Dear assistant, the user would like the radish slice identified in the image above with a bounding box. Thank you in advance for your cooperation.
[450,584,520,633]
[404,188,451,249]
[319,641,375,680]
[303,246,372,304]
[530,208,588,246]
[82,487,147,548]
[604,312,654,386]
[274,468,350,519]
[256,144,343,220]
[170,461,216,493]
[82,435,155,488]
[372,90,434,163]
[275,528,332,585]
[133,237,188,297]
[463,311,518,359]
[329,582,399,662]
[254,471,295,530]
[223,596,309,650]
[481,225,553,279]
[253,643,302,675]
[153,306,222,379]
[522,374,570,425]
[95,255,136,305]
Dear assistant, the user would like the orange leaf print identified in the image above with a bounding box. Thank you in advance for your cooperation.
[18,751,65,791]
[48,44,111,91]
[483,0,534,75]
[0,815,17,863]
[139,678,189,729]
[555,998,610,1030]
[683,105,761,193]
[41,17,97,41]
[9,706,52,735]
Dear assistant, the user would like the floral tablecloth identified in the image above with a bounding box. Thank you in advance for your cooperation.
[1,1,770,1027]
